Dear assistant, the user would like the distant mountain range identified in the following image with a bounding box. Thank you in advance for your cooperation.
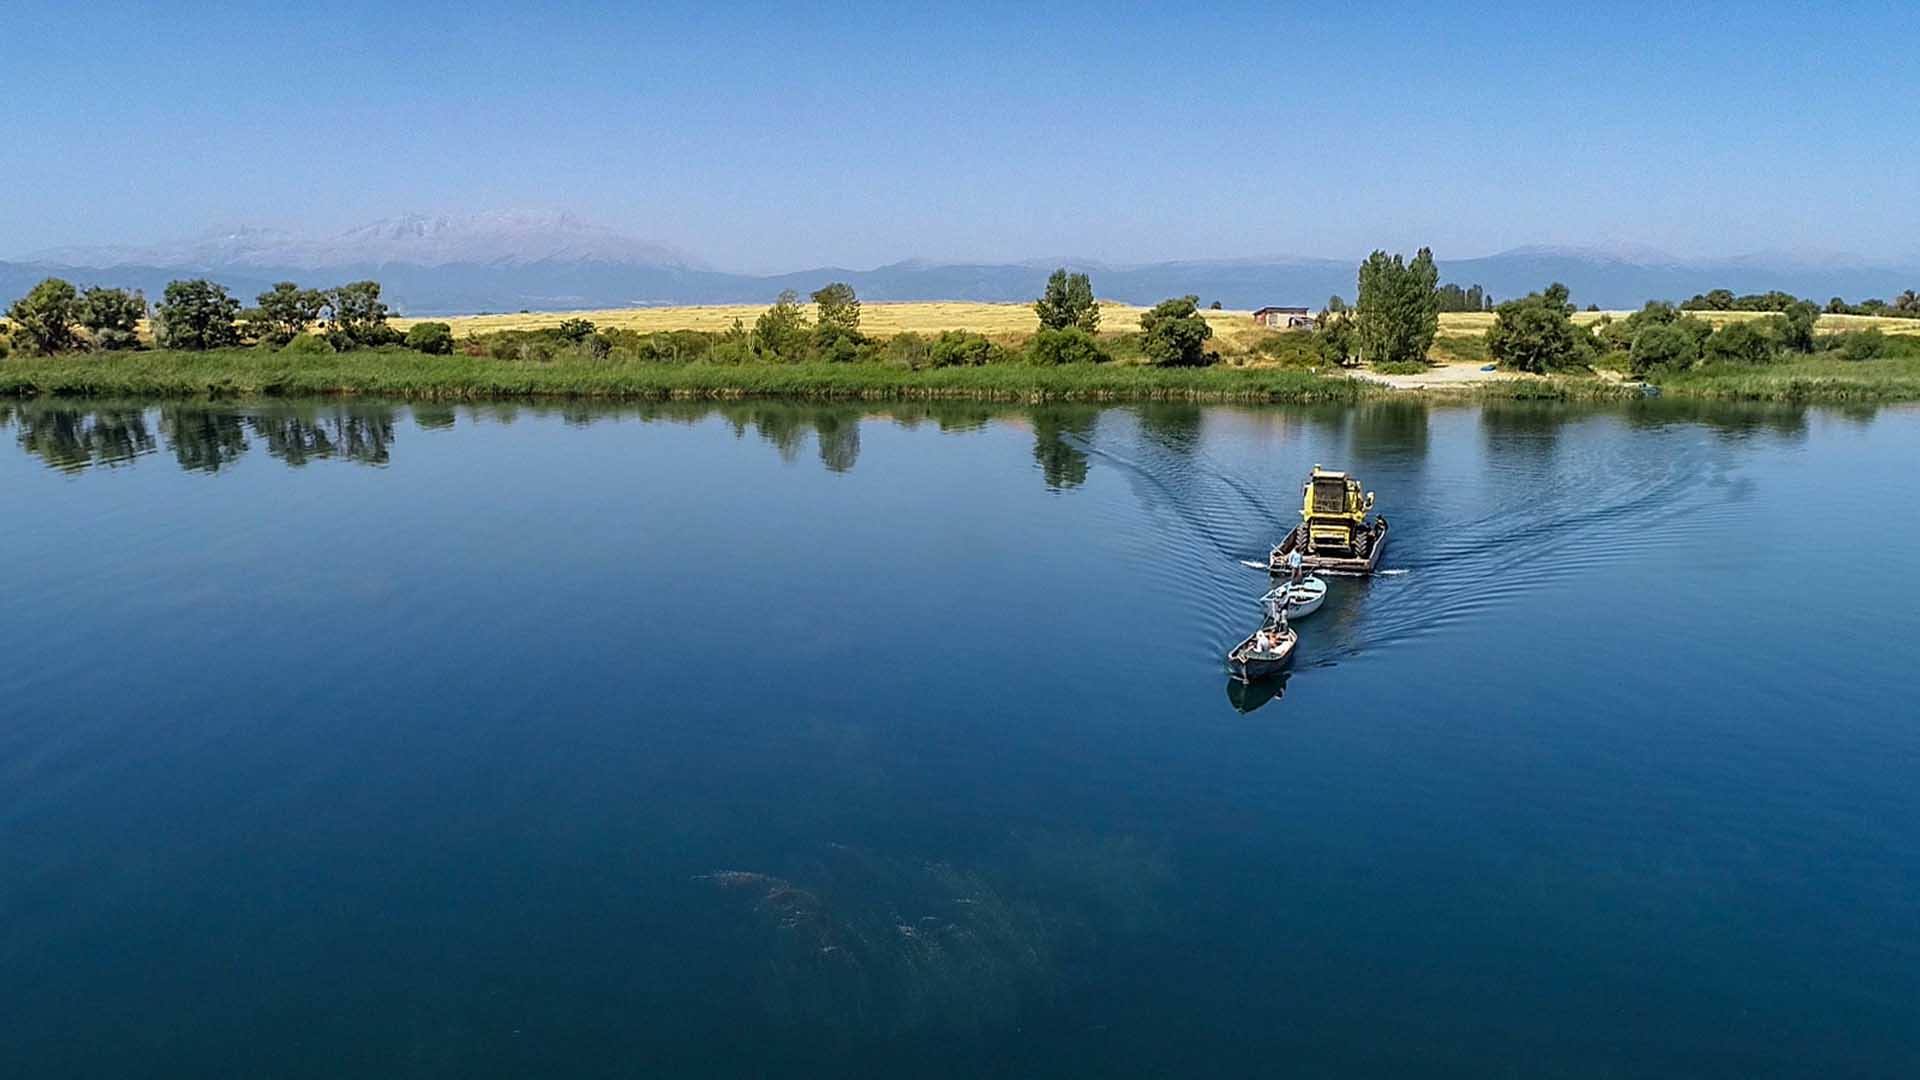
[4,212,1917,315]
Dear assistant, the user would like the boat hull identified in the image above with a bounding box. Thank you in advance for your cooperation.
[1227,628,1298,683]
[1269,517,1389,577]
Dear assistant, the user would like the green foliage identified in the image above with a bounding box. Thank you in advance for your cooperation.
[77,286,146,350]
[1313,314,1355,366]
[1353,248,1439,367]
[249,282,325,346]
[1034,269,1100,332]
[879,331,931,369]
[7,277,84,354]
[754,290,812,362]
[1434,282,1490,312]
[1768,301,1820,353]
[1246,330,1324,366]
[1430,333,1490,364]
[1027,326,1109,366]
[405,322,455,355]
[1139,295,1215,367]
[929,330,1003,367]
[281,332,335,357]
[810,282,861,336]
[1486,283,1588,372]
[156,279,241,350]
[556,318,596,343]
[322,281,396,348]
[1701,320,1777,366]
[1629,322,1701,375]
[1825,328,1887,362]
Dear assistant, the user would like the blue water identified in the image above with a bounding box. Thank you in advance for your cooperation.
[2,398,1917,1076]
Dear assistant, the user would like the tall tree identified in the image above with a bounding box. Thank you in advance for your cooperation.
[810,282,863,360]
[155,279,241,350]
[1034,269,1100,333]
[6,277,84,354]
[1353,248,1439,367]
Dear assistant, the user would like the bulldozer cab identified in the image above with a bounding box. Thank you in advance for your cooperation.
[1300,466,1374,555]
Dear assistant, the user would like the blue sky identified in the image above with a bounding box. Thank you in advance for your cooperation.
[4,0,1915,271]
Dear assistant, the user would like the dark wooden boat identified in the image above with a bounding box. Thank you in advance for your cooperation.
[1268,517,1389,576]
[1227,621,1298,683]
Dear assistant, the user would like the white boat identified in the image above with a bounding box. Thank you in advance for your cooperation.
[1265,577,1326,620]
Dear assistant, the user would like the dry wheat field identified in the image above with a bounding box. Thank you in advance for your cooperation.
[403,303,1920,344]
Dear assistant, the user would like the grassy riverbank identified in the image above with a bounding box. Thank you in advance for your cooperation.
[0,349,1369,403]
[5,348,1918,405]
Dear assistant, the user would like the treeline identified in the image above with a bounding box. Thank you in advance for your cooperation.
[1484,291,1908,375]
[0,269,1229,370]
[0,275,435,358]
[1304,249,1917,376]
[1681,287,1920,318]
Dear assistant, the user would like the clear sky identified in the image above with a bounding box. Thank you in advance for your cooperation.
[4,0,1916,271]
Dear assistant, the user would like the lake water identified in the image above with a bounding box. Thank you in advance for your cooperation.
[3,397,1917,1076]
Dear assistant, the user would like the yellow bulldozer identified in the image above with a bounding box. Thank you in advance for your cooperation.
[1268,465,1389,575]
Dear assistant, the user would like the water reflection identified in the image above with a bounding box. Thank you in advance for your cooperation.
[7,406,156,472]
[0,398,1875,491]
[1030,406,1098,491]
[1225,672,1289,714]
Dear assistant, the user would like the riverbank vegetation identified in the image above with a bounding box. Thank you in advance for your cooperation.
[5,260,1919,404]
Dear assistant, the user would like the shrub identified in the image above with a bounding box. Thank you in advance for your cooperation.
[1139,295,1216,367]
[881,332,931,369]
[281,333,335,357]
[1827,328,1887,362]
[754,290,811,362]
[322,281,394,347]
[1486,284,1586,372]
[1629,322,1700,374]
[6,277,83,354]
[556,318,596,343]
[1701,320,1776,366]
[405,322,455,355]
[928,330,1001,367]
[1248,331,1325,366]
[1027,326,1109,365]
[155,278,241,350]
[77,286,147,350]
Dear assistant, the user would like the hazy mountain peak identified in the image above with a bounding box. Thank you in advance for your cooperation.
[18,210,705,272]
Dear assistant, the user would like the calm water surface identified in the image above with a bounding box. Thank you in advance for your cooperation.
[2,398,1917,1076]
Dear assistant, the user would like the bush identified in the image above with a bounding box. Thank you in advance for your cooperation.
[1139,295,1216,367]
[1027,326,1109,365]
[1247,331,1325,366]
[1487,284,1586,372]
[405,322,455,355]
[880,332,931,369]
[281,333,335,356]
[7,277,83,354]
[1701,320,1776,366]
[156,278,242,351]
[928,330,1002,367]
[1629,322,1700,374]
[77,286,147,350]
[1826,328,1887,362]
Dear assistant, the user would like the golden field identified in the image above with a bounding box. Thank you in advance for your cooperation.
[400,302,1920,344]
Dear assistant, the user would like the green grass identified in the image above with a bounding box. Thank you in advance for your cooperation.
[1429,333,1492,364]
[1653,353,1920,402]
[10,347,1920,405]
[0,348,1370,404]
